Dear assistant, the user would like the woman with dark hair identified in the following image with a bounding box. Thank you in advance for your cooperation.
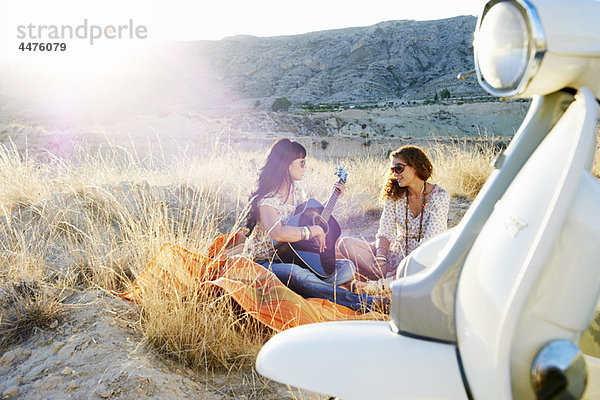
[338,145,450,293]
[243,138,388,312]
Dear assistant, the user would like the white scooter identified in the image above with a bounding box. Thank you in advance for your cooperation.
[256,0,600,398]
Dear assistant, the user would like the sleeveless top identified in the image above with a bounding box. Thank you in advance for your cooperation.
[243,182,307,262]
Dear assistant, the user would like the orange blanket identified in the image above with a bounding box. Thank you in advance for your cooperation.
[117,231,387,332]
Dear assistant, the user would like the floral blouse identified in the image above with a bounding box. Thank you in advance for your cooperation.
[376,184,450,265]
[243,183,307,262]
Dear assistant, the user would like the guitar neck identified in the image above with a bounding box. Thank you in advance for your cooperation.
[321,186,341,222]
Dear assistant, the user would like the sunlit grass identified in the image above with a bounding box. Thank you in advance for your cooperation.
[430,137,500,200]
[139,282,271,371]
[1,130,599,376]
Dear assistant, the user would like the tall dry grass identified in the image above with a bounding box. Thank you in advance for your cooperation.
[140,283,271,371]
[1,130,599,373]
[430,137,501,200]
[0,281,64,350]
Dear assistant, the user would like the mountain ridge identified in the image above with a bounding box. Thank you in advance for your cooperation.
[0,16,487,123]
[164,15,484,107]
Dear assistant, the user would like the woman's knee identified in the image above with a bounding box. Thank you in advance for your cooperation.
[330,259,356,285]
[335,258,356,275]
[341,237,375,257]
[337,236,358,256]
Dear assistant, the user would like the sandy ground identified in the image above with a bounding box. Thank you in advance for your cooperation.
[0,289,306,400]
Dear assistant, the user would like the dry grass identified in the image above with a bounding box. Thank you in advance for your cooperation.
[0,142,264,372]
[0,280,64,350]
[430,137,501,200]
[0,129,598,375]
[139,283,272,372]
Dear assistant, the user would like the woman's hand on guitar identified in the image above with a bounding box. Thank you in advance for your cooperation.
[309,225,326,253]
[333,182,346,199]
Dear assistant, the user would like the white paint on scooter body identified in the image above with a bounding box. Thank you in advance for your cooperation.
[256,320,468,399]
[456,87,600,399]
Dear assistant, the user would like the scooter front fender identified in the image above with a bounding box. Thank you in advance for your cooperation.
[256,321,469,399]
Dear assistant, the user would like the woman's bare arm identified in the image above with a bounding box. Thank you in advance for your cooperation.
[259,205,326,252]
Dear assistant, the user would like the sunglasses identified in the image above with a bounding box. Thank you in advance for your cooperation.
[390,163,407,174]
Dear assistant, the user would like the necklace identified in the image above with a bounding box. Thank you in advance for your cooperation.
[405,181,428,254]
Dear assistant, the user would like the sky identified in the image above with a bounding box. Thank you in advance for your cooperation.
[0,0,484,124]
[0,0,484,108]
[1,0,483,62]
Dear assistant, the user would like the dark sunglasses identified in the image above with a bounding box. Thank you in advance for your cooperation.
[390,163,407,174]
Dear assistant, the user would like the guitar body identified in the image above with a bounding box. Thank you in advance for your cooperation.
[275,198,341,278]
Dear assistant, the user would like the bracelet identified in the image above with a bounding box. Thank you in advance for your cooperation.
[301,226,311,241]
[300,226,307,241]
[375,255,387,263]
[306,226,313,239]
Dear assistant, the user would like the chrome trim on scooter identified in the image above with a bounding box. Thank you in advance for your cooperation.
[474,0,547,97]
[531,339,587,399]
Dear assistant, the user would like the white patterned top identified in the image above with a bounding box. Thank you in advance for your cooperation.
[243,182,308,262]
[376,184,450,266]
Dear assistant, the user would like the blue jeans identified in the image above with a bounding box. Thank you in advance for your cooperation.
[257,259,377,312]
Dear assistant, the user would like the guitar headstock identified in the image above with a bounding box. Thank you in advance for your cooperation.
[334,166,348,184]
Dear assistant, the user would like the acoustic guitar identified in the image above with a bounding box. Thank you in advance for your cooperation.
[274,166,348,278]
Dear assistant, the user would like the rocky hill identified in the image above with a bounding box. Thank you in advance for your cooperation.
[151,15,483,109]
[1,16,485,123]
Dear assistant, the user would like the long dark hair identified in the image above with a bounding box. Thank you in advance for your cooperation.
[380,145,433,201]
[245,138,307,236]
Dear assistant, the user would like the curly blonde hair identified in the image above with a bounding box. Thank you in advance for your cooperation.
[380,145,433,201]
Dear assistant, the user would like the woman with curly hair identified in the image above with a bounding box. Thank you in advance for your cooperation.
[338,145,450,292]
[243,138,389,312]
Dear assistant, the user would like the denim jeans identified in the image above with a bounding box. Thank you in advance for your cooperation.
[322,259,356,285]
[257,259,376,312]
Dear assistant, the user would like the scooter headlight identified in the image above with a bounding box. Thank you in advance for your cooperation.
[474,0,546,97]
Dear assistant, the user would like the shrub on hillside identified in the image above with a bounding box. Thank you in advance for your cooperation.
[271,97,292,112]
